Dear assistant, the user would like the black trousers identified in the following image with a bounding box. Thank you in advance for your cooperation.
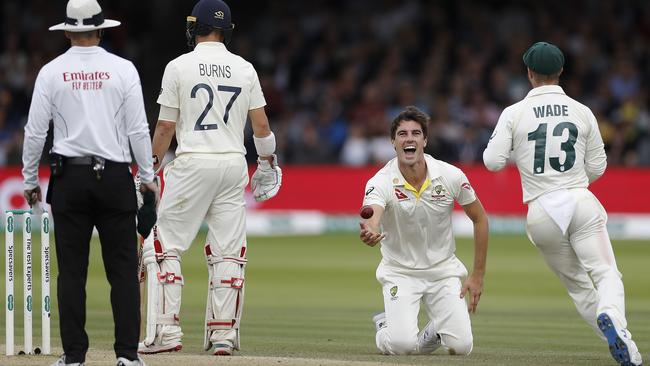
[50,162,139,363]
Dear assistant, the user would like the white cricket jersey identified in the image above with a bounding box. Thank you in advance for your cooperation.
[22,46,154,188]
[483,85,607,203]
[157,42,266,156]
[363,154,477,270]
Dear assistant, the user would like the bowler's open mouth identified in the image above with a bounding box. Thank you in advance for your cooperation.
[403,145,416,156]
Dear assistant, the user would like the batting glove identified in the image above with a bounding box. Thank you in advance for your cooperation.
[135,174,160,238]
[251,154,282,202]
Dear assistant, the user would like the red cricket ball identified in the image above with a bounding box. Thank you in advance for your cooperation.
[359,205,374,219]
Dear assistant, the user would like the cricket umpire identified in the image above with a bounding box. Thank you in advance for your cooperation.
[21,0,157,365]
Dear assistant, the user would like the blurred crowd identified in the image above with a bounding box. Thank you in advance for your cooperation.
[1,0,649,167]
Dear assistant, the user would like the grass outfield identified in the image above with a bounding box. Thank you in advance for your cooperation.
[0,232,648,365]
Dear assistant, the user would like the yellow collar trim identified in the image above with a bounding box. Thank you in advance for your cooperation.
[403,177,430,199]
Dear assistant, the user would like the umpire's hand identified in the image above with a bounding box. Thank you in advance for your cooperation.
[141,181,160,207]
[24,186,42,206]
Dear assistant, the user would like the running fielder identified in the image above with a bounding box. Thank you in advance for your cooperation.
[483,41,642,366]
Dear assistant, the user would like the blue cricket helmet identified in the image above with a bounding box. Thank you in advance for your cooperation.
[186,0,235,49]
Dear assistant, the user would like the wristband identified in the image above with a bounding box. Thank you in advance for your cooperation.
[253,132,276,156]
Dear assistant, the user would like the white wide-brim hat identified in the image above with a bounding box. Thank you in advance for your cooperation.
[49,0,120,32]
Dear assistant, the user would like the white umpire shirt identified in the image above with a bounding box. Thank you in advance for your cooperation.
[22,46,154,189]
[157,42,266,156]
[363,154,477,270]
[483,85,607,203]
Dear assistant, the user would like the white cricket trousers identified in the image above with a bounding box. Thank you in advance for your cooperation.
[157,153,248,256]
[375,257,473,355]
[156,154,248,346]
[526,188,627,337]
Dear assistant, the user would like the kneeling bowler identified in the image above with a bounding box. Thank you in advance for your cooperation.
[360,106,489,355]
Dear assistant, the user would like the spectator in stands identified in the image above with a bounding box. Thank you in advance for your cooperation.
[1,0,649,167]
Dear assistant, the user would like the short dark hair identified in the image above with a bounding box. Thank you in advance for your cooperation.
[192,22,224,39]
[66,30,100,40]
[390,106,430,140]
[529,68,562,83]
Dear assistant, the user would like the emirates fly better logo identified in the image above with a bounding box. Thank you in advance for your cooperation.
[62,70,110,90]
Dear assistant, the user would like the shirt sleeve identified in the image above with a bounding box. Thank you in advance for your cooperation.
[451,170,477,206]
[123,63,154,184]
[22,68,52,189]
[362,176,388,209]
[583,110,607,182]
[248,66,266,110]
[157,61,179,109]
[158,105,179,123]
[483,107,514,172]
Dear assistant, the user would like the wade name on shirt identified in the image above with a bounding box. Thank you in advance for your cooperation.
[533,104,569,118]
[62,70,110,91]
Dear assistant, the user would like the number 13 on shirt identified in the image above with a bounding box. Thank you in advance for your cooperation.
[527,121,578,174]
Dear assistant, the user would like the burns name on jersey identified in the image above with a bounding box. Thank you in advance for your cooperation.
[198,63,231,78]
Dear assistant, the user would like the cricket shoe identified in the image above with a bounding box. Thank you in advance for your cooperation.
[50,354,85,366]
[116,356,147,366]
[212,342,234,356]
[137,340,182,354]
[417,320,442,354]
[372,312,387,332]
[597,312,643,366]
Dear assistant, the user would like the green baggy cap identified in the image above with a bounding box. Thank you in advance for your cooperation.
[523,41,564,75]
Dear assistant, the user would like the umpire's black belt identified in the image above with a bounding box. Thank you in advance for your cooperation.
[66,156,125,166]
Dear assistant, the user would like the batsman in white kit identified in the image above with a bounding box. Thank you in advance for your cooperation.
[483,42,643,366]
[360,106,489,356]
[138,0,281,356]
